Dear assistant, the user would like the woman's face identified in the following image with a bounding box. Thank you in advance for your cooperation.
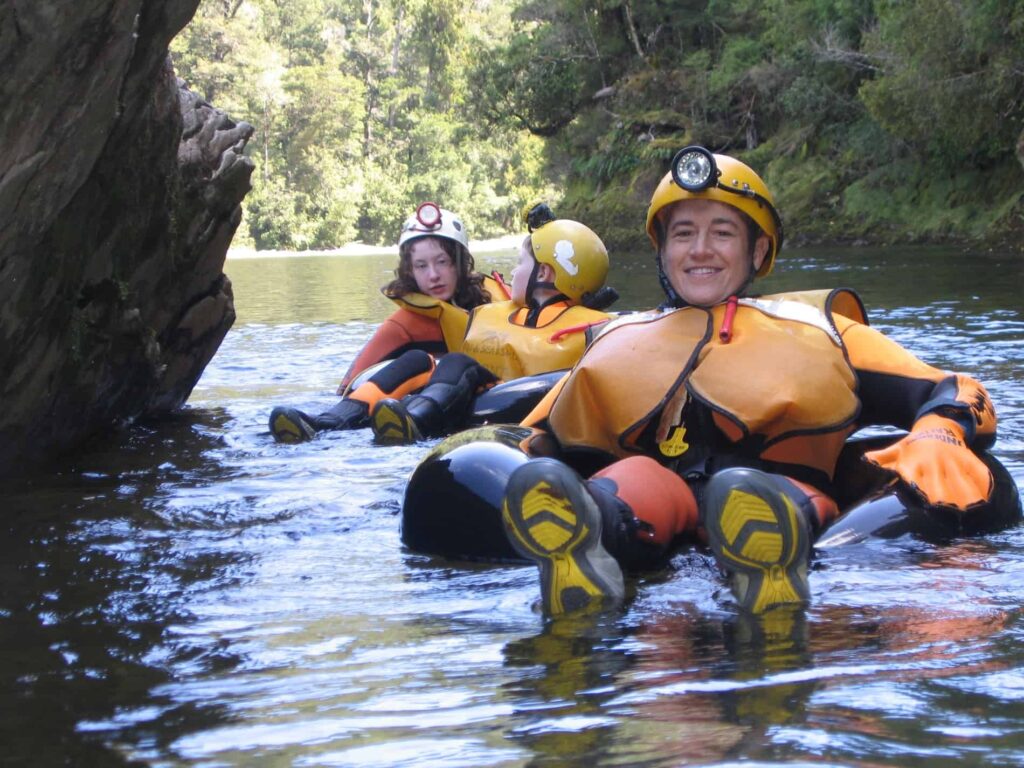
[510,238,535,305]
[660,199,768,307]
[408,237,458,301]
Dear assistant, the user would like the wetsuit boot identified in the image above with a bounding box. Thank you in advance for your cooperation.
[502,458,626,615]
[371,393,443,444]
[371,353,493,445]
[701,467,812,614]
[270,398,369,443]
[269,406,317,443]
[312,398,369,431]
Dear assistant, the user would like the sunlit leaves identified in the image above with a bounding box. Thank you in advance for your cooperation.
[174,0,555,248]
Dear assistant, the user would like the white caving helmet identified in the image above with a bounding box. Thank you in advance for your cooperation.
[399,202,470,256]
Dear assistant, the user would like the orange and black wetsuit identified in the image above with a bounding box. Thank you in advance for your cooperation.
[313,280,500,431]
[336,282,503,394]
[336,307,447,394]
[521,289,996,563]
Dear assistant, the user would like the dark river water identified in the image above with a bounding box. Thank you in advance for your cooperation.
[2,244,1023,767]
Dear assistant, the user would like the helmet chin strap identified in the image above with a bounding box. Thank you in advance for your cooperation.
[656,256,683,307]
[734,260,758,298]
[524,259,540,303]
[524,258,558,306]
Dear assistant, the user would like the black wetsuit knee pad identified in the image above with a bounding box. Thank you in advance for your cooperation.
[432,353,496,388]
[368,350,435,391]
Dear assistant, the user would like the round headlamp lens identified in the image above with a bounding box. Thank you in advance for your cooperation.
[671,146,716,192]
[416,201,442,229]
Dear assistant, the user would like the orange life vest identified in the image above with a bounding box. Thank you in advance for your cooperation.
[461,299,610,380]
[547,289,867,479]
[388,275,505,354]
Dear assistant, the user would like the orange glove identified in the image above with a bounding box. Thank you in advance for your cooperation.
[863,413,994,512]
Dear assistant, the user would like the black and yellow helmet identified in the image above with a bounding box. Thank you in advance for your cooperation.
[646,146,783,277]
[530,219,609,302]
[521,202,609,302]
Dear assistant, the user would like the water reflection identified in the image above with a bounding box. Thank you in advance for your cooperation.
[0,245,1021,765]
[0,412,243,765]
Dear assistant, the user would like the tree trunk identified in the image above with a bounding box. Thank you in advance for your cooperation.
[387,4,406,130]
[622,1,645,61]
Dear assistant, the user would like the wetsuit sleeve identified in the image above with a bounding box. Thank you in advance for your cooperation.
[838,316,997,448]
[337,309,446,394]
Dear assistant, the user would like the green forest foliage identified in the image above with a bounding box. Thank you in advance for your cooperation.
[172,0,557,249]
[173,0,1024,251]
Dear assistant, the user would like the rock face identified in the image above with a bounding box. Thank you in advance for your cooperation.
[0,1,253,476]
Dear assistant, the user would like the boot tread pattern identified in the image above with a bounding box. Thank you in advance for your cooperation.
[269,407,315,444]
[706,478,810,614]
[372,400,419,445]
[516,485,583,552]
[502,461,624,615]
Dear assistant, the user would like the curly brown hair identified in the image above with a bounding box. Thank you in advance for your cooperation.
[383,236,490,309]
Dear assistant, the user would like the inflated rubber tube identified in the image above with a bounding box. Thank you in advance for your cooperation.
[347,362,562,426]
[816,438,1022,547]
[400,425,539,562]
[339,360,391,397]
[401,429,1022,561]
[467,370,566,426]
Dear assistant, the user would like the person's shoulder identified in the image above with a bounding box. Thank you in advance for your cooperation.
[592,308,669,338]
[473,298,517,314]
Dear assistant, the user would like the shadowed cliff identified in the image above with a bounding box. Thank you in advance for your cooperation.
[0,1,252,476]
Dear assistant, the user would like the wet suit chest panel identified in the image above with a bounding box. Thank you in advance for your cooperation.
[382,277,508,360]
[685,301,859,438]
[461,300,609,380]
[549,292,860,477]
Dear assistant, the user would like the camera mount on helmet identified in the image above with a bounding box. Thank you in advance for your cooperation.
[523,202,557,233]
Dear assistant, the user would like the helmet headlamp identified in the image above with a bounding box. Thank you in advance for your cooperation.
[415,201,442,229]
[671,146,718,192]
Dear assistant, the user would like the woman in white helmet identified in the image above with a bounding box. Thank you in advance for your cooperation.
[269,203,497,443]
[369,204,618,445]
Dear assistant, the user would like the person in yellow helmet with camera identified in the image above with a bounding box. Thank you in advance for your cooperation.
[370,204,617,444]
[499,146,998,617]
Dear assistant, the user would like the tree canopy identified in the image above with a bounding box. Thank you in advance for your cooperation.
[172,0,1024,250]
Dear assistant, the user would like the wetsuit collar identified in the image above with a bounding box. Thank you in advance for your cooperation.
[524,293,571,326]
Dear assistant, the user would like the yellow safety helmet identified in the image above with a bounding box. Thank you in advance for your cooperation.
[645,146,783,277]
[530,218,609,302]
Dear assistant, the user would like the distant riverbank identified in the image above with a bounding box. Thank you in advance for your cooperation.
[226,234,524,260]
